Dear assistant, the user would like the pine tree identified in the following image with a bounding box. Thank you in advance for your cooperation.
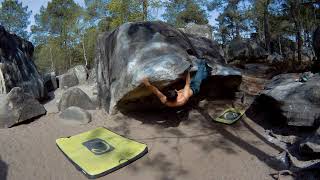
[0,0,32,39]
[163,0,208,27]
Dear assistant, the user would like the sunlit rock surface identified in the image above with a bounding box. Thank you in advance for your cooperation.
[0,25,45,99]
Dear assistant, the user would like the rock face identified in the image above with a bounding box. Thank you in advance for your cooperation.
[0,25,45,99]
[43,72,58,92]
[96,21,241,113]
[59,106,91,125]
[186,34,225,63]
[254,73,320,127]
[57,87,96,111]
[0,87,46,128]
[180,23,212,39]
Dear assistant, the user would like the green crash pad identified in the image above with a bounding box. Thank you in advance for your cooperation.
[56,127,148,179]
[214,108,245,124]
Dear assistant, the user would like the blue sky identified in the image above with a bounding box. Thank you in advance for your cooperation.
[0,0,219,31]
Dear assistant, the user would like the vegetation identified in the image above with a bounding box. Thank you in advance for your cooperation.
[0,0,32,39]
[0,0,319,73]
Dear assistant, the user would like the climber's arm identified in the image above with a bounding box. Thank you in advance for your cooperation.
[184,71,191,89]
[183,71,193,97]
[142,78,167,104]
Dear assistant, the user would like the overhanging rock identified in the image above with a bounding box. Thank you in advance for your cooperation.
[96,21,242,114]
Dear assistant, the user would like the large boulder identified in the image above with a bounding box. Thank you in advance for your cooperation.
[0,87,46,128]
[57,87,96,111]
[227,38,268,62]
[0,25,45,99]
[96,21,241,113]
[253,73,320,127]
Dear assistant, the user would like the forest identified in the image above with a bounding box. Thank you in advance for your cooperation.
[0,0,319,74]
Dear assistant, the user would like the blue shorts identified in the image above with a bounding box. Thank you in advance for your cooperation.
[190,60,209,94]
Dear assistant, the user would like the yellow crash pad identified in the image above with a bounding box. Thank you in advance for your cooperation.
[56,127,148,179]
[214,108,245,124]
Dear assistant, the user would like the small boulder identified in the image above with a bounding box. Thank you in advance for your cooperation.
[299,127,320,157]
[58,71,79,89]
[0,87,46,128]
[57,87,95,111]
[59,106,91,125]
[68,65,88,84]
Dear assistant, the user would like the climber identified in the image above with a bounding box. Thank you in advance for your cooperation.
[142,59,210,107]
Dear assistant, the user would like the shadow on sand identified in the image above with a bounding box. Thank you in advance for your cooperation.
[195,106,285,171]
[121,106,192,128]
[0,156,8,180]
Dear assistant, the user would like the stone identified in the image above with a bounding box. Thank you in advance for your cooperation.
[95,21,241,113]
[59,106,91,125]
[68,65,88,84]
[0,25,46,99]
[87,68,96,84]
[0,87,46,128]
[181,23,212,39]
[300,127,320,157]
[58,71,79,89]
[254,73,320,127]
[267,53,284,63]
[275,150,320,171]
[186,34,225,64]
[244,63,274,75]
[57,87,96,111]
[227,38,268,62]
[43,72,58,92]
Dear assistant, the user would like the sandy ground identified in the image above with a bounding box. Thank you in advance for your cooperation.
[0,91,286,180]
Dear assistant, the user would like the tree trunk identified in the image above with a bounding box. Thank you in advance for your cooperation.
[49,46,54,71]
[142,0,148,21]
[278,36,282,55]
[291,0,302,62]
[82,34,88,68]
[263,0,271,53]
[297,24,303,61]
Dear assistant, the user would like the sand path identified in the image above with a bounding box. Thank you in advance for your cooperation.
[0,98,284,180]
